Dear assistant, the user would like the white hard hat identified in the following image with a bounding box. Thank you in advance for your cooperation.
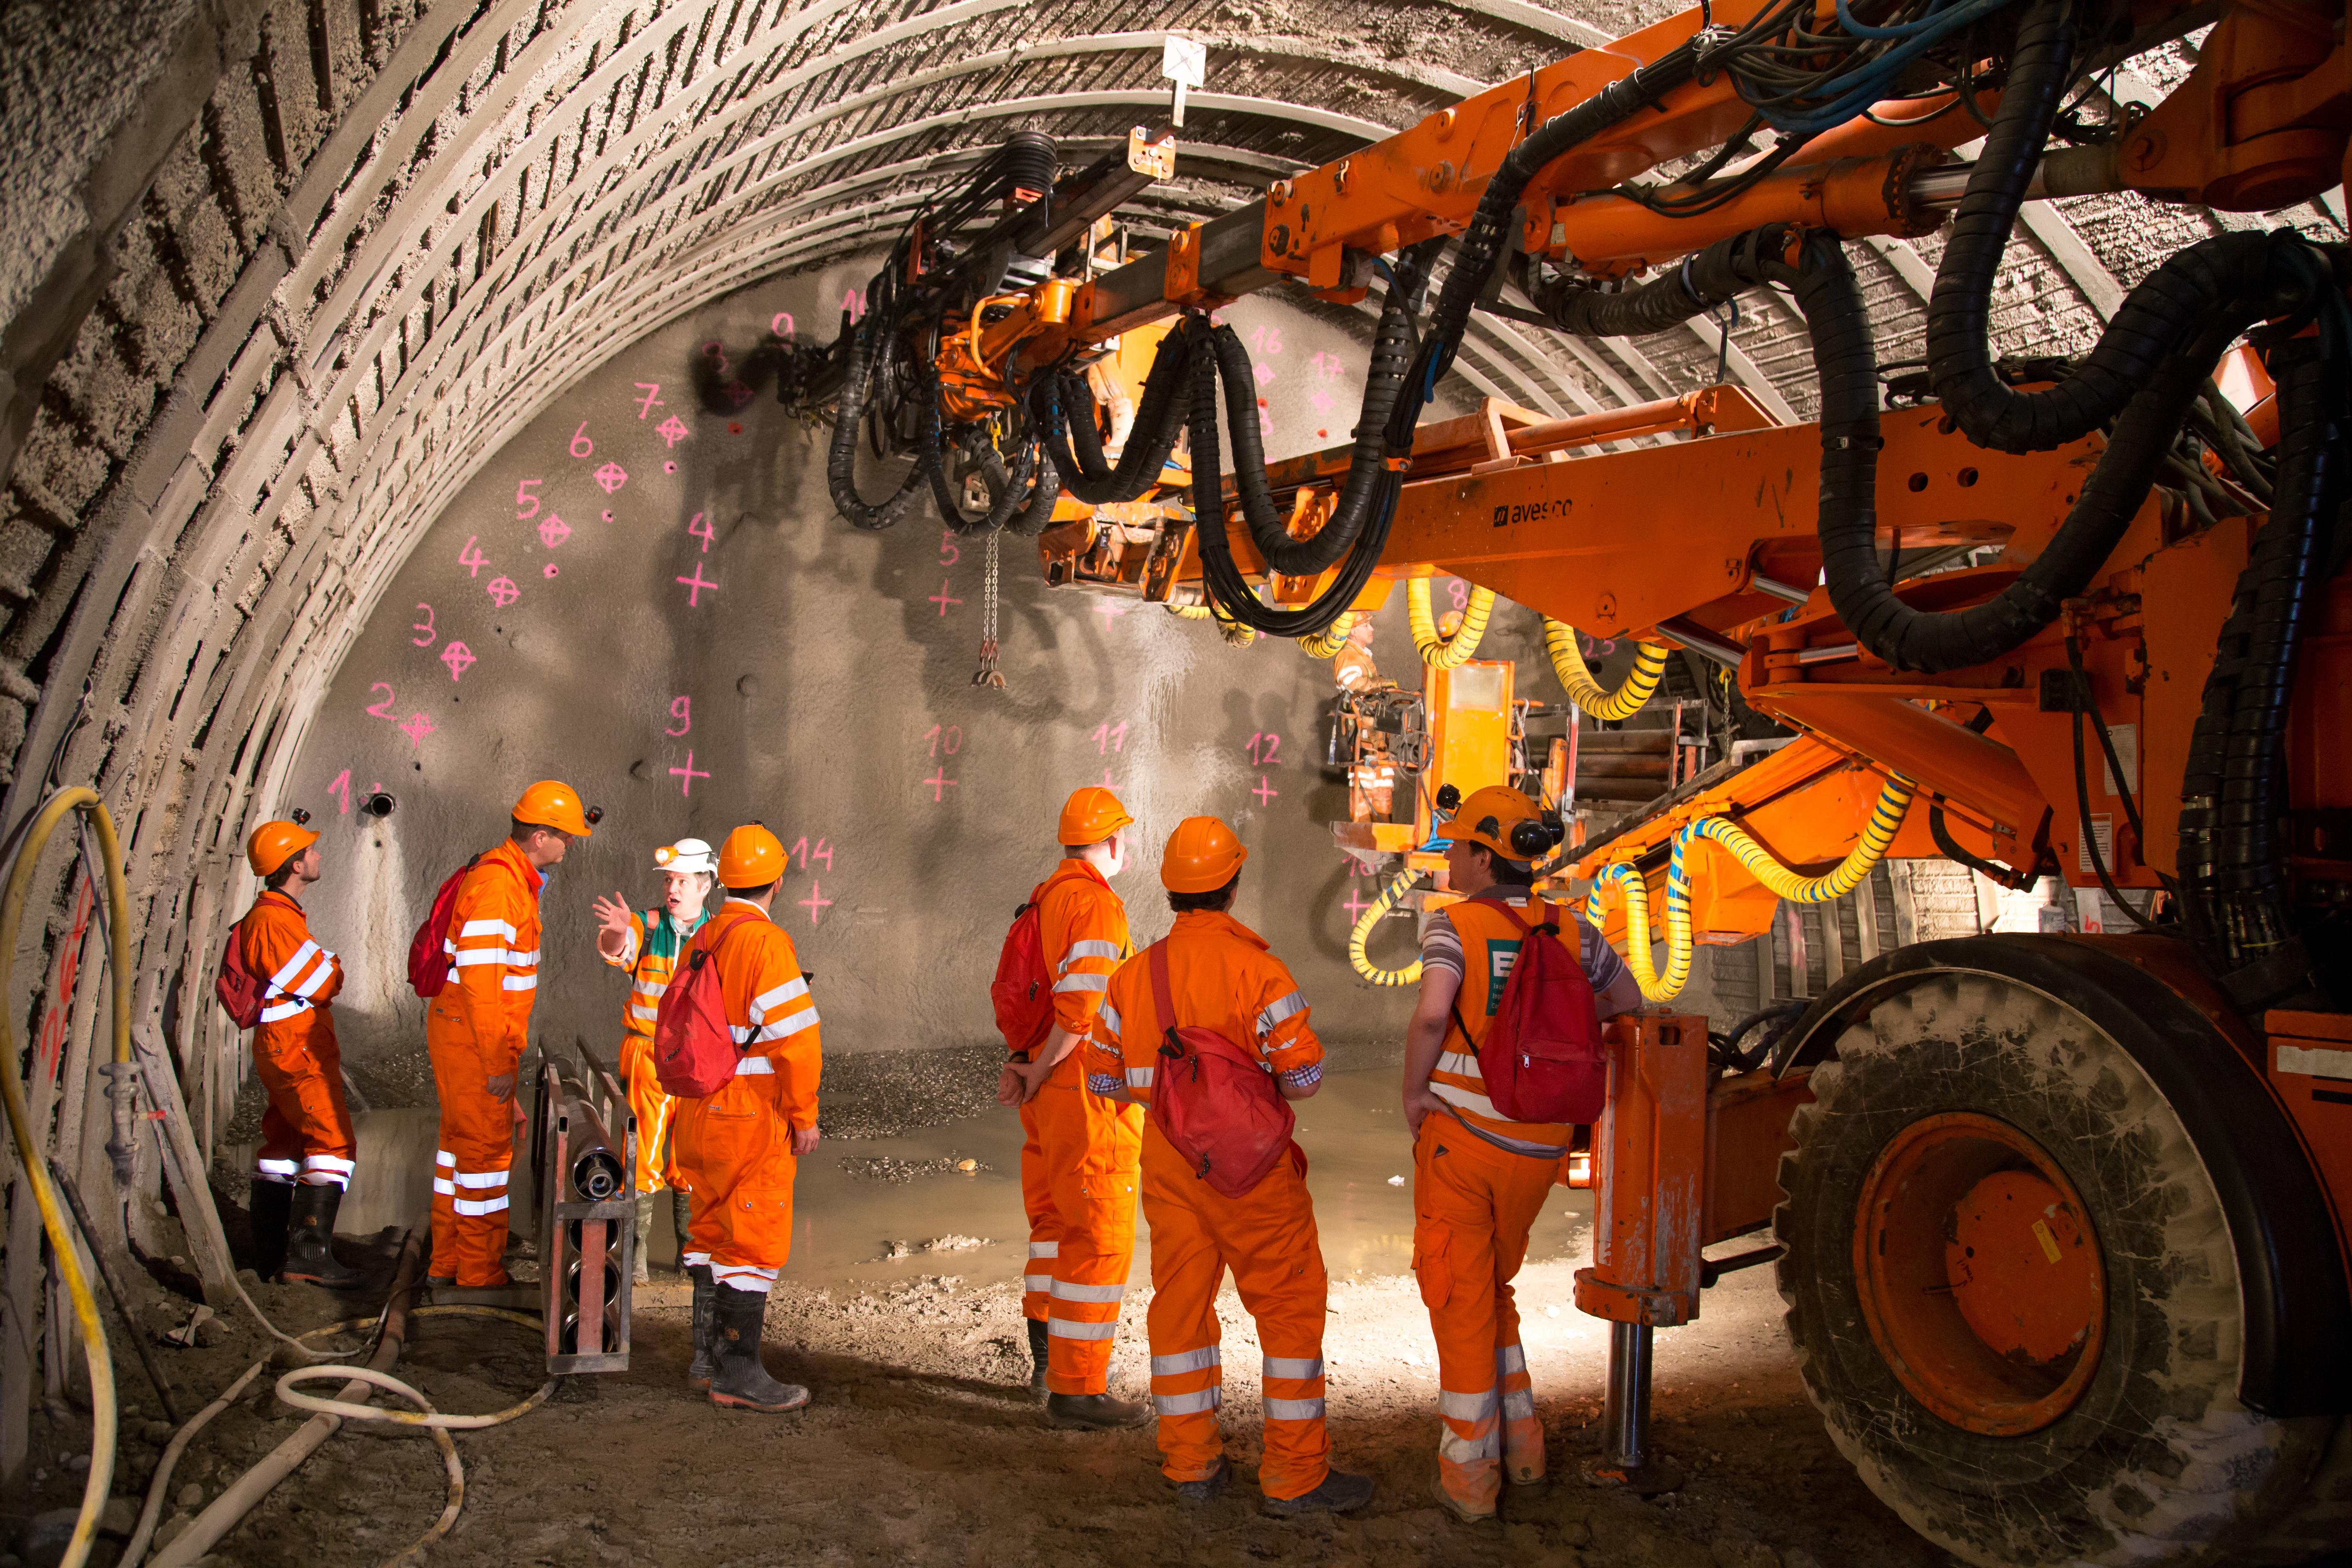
[654,837,717,875]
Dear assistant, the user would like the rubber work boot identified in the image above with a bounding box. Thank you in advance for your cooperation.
[1263,1470,1375,1517]
[707,1285,810,1412]
[1432,1473,1498,1525]
[670,1188,692,1269]
[1173,1459,1230,1505]
[280,1183,362,1289]
[248,1179,294,1281]
[687,1265,717,1392]
[1026,1317,1050,1398]
[1047,1392,1149,1430]
[631,1194,654,1285]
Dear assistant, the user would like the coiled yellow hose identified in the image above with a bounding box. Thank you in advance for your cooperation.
[1408,577,1494,667]
[1164,600,1255,645]
[1543,620,1670,721]
[1347,866,1424,985]
[1583,773,1915,1001]
[0,787,132,1568]
[1295,610,1357,658]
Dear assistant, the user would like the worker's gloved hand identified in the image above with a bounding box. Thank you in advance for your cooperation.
[995,1063,1027,1107]
[789,1124,821,1156]
[1402,1083,1448,1137]
[485,1070,516,1104]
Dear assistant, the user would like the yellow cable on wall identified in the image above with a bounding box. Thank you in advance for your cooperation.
[1543,620,1669,721]
[1407,577,1494,668]
[1347,865,1424,985]
[1583,773,1915,1001]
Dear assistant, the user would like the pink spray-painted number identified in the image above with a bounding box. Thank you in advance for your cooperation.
[925,724,962,757]
[570,421,594,459]
[939,531,959,567]
[514,479,542,518]
[771,312,795,338]
[441,641,477,681]
[410,604,436,648]
[634,383,663,419]
[688,512,716,551]
[1093,721,1127,754]
[1247,731,1282,765]
[458,537,487,577]
[365,683,397,720]
[328,770,352,816]
[666,697,692,737]
[790,836,834,871]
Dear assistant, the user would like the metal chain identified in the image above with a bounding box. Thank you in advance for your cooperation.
[971,528,1006,689]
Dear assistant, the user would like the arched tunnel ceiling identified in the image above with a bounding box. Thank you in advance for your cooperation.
[0,0,2343,1035]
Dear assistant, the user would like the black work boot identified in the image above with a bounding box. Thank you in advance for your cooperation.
[688,1265,717,1392]
[1026,1317,1050,1398]
[1263,1470,1375,1517]
[631,1194,654,1285]
[707,1285,810,1413]
[281,1184,361,1289]
[248,1179,294,1280]
[1174,1459,1231,1506]
[1047,1391,1150,1430]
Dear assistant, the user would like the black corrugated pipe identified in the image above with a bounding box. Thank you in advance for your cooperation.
[2178,318,2348,1006]
[828,314,929,531]
[1532,226,1785,339]
[1807,229,2314,672]
[1033,330,1193,505]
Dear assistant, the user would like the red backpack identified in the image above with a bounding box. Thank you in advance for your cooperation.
[1144,940,1296,1199]
[406,854,482,998]
[989,899,1054,1054]
[652,910,759,1098]
[1461,899,1606,1124]
[214,920,267,1029]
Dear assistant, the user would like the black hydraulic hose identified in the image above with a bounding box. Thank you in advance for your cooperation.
[1035,334,1194,505]
[1008,441,1060,536]
[1804,230,2313,672]
[1534,227,1784,339]
[828,316,929,531]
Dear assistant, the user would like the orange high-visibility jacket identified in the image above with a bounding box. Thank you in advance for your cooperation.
[601,907,704,1038]
[240,891,342,1048]
[1033,860,1131,1040]
[1083,910,1324,1102]
[1426,894,1599,1156]
[710,900,822,1128]
[436,840,544,1073]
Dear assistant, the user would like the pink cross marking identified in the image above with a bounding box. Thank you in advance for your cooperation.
[538,514,571,548]
[594,461,629,493]
[1093,600,1128,619]
[440,641,476,681]
[925,767,956,803]
[399,712,436,750]
[669,752,710,796]
[1342,888,1373,923]
[676,563,717,606]
[928,579,962,616]
[798,880,833,924]
[1254,776,1279,805]
[655,414,689,447]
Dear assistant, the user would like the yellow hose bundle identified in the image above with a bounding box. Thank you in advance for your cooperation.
[1347,865,1424,985]
[1543,620,1669,721]
[1165,600,1256,645]
[1582,773,1915,1001]
[1407,577,1494,667]
[1295,610,1357,658]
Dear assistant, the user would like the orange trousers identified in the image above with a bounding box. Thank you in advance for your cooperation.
[253,1016,355,1188]
[1412,1115,1554,1513]
[1141,1121,1330,1501]
[1018,1058,1142,1395]
[425,1018,517,1287]
[673,1069,798,1292]
[616,1032,681,1195]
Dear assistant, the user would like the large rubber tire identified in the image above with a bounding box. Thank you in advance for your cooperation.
[1775,960,2341,1567]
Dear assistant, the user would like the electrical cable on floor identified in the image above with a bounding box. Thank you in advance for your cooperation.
[1407,578,1494,667]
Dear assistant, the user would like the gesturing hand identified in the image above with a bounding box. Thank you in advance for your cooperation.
[591,892,632,956]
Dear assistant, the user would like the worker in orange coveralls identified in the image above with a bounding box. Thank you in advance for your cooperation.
[674,824,821,1413]
[425,781,593,1289]
[236,818,359,1288]
[593,836,717,1283]
[1402,784,1642,1520]
[995,786,1146,1427]
[1085,816,1374,1516]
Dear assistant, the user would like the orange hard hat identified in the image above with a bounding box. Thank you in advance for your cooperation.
[245,820,318,877]
[717,824,786,889]
[1440,784,1561,863]
[511,780,595,837]
[1161,816,1248,893]
[1057,786,1134,847]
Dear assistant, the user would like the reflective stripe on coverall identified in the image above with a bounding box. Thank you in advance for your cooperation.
[1018,859,1142,1395]
[240,891,355,1190]
[674,899,820,1294]
[1416,894,1589,1509]
[601,907,703,1194]
[1084,909,1329,1500]
[425,841,542,1286]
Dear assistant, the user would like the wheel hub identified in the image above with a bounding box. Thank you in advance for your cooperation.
[1853,1112,2106,1436]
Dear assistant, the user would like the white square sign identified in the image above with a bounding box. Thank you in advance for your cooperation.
[1163,36,1207,88]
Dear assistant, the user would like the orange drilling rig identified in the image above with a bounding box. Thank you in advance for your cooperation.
[748,0,2352,1559]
